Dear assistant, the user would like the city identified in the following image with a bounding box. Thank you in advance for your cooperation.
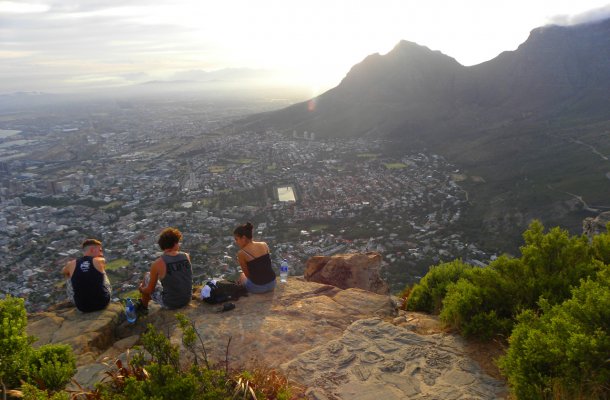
[0,98,492,311]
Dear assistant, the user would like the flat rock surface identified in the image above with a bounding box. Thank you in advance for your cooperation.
[168,278,396,368]
[283,318,507,400]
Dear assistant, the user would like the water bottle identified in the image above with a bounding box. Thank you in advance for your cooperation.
[280,259,288,283]
[125,298,137,323]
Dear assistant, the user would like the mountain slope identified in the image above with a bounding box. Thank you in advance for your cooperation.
[243,18,610,250]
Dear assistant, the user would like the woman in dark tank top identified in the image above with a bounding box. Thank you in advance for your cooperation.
[234,222,276,294]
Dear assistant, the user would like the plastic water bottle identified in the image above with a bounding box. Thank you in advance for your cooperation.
[280,259,288,283]
[125,298,137,323]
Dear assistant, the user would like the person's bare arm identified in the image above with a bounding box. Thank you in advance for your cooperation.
[237,251,250,277]
[235,251,251,285]
[139,259,162,295]
[61,260,75,278]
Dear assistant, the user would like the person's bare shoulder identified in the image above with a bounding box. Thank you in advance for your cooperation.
[150,257,166,276]
[255,241,270,253]
[93,257,107,272]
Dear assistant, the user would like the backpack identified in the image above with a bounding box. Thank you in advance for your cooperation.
[201,280,248,304]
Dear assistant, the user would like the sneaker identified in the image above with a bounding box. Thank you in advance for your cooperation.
[135,299,149,316]
[217,302,235,312]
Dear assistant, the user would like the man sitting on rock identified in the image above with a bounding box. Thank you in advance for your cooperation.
[138,227,193,311]
[62,239,112,312]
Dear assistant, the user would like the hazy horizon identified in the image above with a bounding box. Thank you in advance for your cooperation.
[1,0,610,96]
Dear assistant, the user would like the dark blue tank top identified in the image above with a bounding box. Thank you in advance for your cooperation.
[71,256,111,312]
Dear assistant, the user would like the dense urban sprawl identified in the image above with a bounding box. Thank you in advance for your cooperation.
[0,99,492,310]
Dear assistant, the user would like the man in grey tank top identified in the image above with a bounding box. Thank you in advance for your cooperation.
[138,228,193,310]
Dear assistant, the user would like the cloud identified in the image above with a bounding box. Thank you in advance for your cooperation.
[550,4,610,26]
[0,1,50,13]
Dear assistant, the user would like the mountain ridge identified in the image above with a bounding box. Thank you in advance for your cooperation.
[241,17,610,249]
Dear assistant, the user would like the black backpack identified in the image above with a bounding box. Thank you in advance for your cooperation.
[203,280,248,304]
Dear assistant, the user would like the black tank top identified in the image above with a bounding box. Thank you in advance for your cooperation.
[243,250,276,285]
[71,256,111,312]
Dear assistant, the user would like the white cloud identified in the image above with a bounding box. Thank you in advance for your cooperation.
[550,4,610,25]
[0,1,50,13]
[1,0,609,93]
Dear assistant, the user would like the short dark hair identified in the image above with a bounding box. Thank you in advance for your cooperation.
[158,227,182,250]
[233,222,254,239]
[82,238,102,249]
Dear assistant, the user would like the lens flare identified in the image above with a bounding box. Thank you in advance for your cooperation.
[307,98,317,111]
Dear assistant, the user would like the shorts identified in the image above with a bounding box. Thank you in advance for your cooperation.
[143,272,165,308]
[245,278,276,294]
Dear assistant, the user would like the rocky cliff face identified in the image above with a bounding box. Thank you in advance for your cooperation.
[583,211,610,238]
[27,255,507,399]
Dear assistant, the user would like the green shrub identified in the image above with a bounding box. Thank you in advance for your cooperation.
[440,267,513,339]
[0,296,77,397]
[410,220,608,340]
[0,295,35,389]
[406,260,472,313]
[499,269,610,400]
[520,221,598,306]
[20,382,71,400]
[139,323,179,368]
[591,222,610,264]
[28,344,76,391]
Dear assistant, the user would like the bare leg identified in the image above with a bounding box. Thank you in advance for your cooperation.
[140,272,152,307]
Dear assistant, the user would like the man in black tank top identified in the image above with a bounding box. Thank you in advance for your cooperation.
[139,228,193,310]
[62,239,112,312]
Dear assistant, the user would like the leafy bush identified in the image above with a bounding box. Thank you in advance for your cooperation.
[440,267,513,339]
[402,220,610,398]
[0,296,77,398]
[499,269,610,400]
[19,383,70,400]
[520,220,599,306]
[405,260,472,313]
[0,296,34,390]
[591,222,610,264]
[28,344,76,392]
[407,221,608,339]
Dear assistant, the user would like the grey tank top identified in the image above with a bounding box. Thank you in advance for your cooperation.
[160,252,193,309]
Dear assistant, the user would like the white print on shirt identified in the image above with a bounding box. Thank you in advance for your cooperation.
[80,261,91,272]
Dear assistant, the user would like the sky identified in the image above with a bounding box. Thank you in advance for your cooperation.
[1,0,610,95]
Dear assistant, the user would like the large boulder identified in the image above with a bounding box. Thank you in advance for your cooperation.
[304,252,389,295]
[583,211,610,238]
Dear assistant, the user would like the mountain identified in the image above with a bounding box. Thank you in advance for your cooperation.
[249,18,610,139]
[244,18,610,250]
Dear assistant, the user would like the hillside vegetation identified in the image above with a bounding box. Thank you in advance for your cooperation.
[405,220,610,399]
